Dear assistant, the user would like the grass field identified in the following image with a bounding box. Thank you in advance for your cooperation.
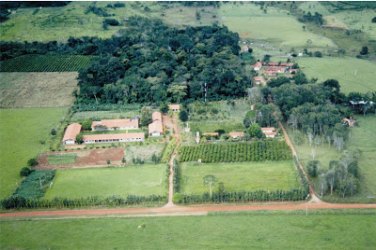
[1,211,375,249]
[125,144,166,164]
[44,165,167,199]
[0,55,94,72]
[219,3,336,50]
[71,109,141,122]
[297,57,376,94]
[180,161,300,195]
[0,72,78,108]
[0,108,68,199]
[47,154,77,165]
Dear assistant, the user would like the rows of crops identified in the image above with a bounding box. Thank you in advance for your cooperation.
[179,141,292,162]
[0,55,94,72]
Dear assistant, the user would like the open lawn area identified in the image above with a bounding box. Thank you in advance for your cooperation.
[0,108,68,199]
[44,165,167,199]
[180,161,300,195]
[219,3,336,49]
[125,144,166,164]
[0,72,78,108]
[1,211,375,249]
[297,57,376,94]
[47,154,77,165]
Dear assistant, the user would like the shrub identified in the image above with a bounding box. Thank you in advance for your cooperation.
[307,160,320,178]
[19,167,32,177]
[103,18,120,26]
[313,51,322,57]
[27,158,38,167]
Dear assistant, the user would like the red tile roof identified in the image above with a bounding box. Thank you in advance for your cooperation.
[83,133,144,141]
[261,127,277,138]
[148,121,163,134]
[152,111,162,121]
[229,131,245,138]
[92,119,139,130]
[63,123,82,142]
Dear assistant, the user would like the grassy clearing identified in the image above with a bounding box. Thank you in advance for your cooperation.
[71,110,140,122]
[0,108,68,199]
[180,161,300,195]
[47,154,77,165]
[297,57,376,94]
[0,72,78,108]
[219,3,336,49]
[1,211,375,249]
[44,165,167,199]
[346,116,376,201]
[125,144,165,164]
[0,55,94,72]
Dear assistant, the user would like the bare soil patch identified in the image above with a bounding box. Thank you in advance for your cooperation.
[37,148,124,169]
[0,72,77,108]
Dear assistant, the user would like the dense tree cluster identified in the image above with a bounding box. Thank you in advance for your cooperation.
[76,17,249,105]
[298,11,324,25]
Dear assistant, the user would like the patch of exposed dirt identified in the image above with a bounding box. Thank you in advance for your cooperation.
[37,148,124,170]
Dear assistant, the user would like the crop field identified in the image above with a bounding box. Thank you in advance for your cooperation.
[297,57,376,94]
[179,141,292,163]
[0,108,68,199]
[44,165,167,199]
[1,211,375,249]
[0,55,94,72]
[180,161,300,195]
[0,72,78,108]
[219,3,336,49]
[47,154,77,165]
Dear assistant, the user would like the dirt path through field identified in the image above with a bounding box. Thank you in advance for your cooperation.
[165,114,181,206]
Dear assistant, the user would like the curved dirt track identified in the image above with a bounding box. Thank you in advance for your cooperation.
[1,201,376,219]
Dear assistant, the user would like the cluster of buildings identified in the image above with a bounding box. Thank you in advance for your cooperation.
[252,61,298,86]
[200,127,278,141]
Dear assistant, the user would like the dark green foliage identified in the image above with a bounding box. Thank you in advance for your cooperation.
[160,103,169,113]
[179,110,189,122]
[1,195,166,209]
[19,167,32,177]
[85,4,110,17]
[81,119,92,130]
[76,133,83,144]
[313,51,323,58]
[50,128,57,136]
[0,55,94,72]
[179,141,292,163]
[27,158,38,167]
[13,170,55,199]
[173,160,181,193]
[298,11,324,25]
[140,108,152,126]
[248,124,264,139]
[359,46,368,55]
[176,189,308,204]
[292,71,308,85]
[307,160,320,178]
[372,17,376,23]
[268,76,290,88]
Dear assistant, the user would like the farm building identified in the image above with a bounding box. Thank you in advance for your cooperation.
[229,131,245,139]
[62,123,82,145]
[253,76,266,86]
[252,61,262,71]
[148,111,163,137]
[261,127,277,138]
[82,132,144,144]
[169,104,180,112]
[91,118,139,131]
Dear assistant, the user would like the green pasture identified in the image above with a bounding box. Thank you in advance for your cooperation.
[1,211,375,249]
[297,57,376,94]
[71,110,141,122]
[180,161,300,195]
[47,154,77,165]
[44,165,167,199]
[0,108,67,199]
[125,144,165,164]
[219,3,336,49]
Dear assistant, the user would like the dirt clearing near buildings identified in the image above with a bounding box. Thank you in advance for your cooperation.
[37,148,124,169]
[0,72,78,108]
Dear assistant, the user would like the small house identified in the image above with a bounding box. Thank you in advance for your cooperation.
[62,123,82,145]
[252,61,262,71]
[148,111,163,137]
[261,127,277,138]
[229,131,245,139]
[169,104,181,112]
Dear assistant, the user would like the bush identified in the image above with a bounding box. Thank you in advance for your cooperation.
[27,158,38,167]
[179,110,189,122]
[307,160,320,178]
[19,167,32,177]
[50,128,57,136]
[313,51,322,58]
[103,18,120,26]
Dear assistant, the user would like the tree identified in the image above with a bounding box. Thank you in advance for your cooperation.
[248,123,264,138]
[372,17,376,23]
[50,128,57,136]
[160,103,169,114]
[307,160,320,178]
[27,158,38,167]
[81,120,92,131]
[140,107,153,126]
[20,167,32,177]
[203,175,217,197]
[360,46,368,55]
[313,51,322,57]
[76,133,84,144]
[179,110,188,122]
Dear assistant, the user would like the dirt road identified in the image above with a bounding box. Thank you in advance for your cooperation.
[1,201,375,219]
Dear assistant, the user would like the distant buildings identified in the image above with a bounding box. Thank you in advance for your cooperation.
[228,131,245,139]
[261,127,277,138]
[82,133,144,144]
